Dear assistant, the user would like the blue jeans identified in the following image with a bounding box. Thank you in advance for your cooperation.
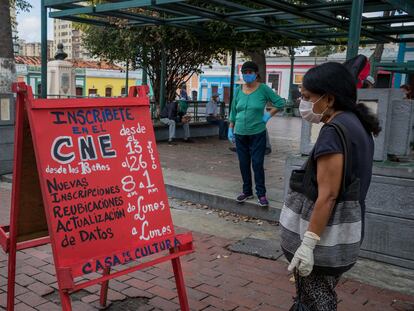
[235,130,266,197]
[206,116,228,139]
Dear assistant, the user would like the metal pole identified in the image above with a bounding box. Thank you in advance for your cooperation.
[394,42,406,87]
[142,66,148,85]
[283,47,295,116]
[346,0,364,60]
[41,0,47,98]
[288,47,295,102]
[125,60,129,96]
[160,44,167,111]
[229,48,236,113]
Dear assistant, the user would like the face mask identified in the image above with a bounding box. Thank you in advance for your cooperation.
[243,73,257,83]
[299,95,327,124]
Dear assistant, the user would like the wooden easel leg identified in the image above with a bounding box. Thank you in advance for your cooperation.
[7,82,25,311]
[59,290,72,311]
[6,245,17,311]
[99,267,111,307]
[170,253,190,311]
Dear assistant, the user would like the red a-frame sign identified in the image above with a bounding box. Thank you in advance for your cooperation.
[0,82,194,310]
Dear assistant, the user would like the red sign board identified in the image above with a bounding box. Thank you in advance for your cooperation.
[1,84,193,311]
[26,92,176,277]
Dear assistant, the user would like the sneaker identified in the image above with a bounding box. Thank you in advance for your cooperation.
[258,196,269,207]
[168,140,176,145]
[265,148,272,155]
[236,193,253,203]
[229,146,237,152]
[183,138,195,143]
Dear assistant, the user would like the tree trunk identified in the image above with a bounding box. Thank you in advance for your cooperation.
[369,11,393,78]
[0,0,16,175]
[243,49,266,83]
[0,0,16,94]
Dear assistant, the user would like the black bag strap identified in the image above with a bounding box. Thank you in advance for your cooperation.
[326,122,354,197]
[302,121,354,200]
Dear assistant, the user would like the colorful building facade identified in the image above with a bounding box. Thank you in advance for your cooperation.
[197,57,329,103]
[15,56,142,97]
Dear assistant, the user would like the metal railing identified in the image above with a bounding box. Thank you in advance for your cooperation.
[34,95,229,122]
[151,101,229,122]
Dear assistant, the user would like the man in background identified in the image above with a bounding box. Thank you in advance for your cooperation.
[160,100,194,145]
[206,93,228,140]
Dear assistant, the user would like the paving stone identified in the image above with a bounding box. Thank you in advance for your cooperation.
[38,264,56,276]
[80,294,100,304]
[147,285,178,300]
[107,289,127,302]
[391,300,414,311]
[18,266,41,277]
[186,287,209,301]
[0,283,29,296]
[23,257,47,268]
[83,284,101,294]
[16,291,47,307]
[15,274,36,287]
[128,271,156,281]
[0,293,6,308]
[228,237,283,260]
[14,303,37,311]
[35,301,61,311]
[32,272,56,284]
[201,295,239,311]
[201,306,221,311]
[173,297,209,311]
[27,282,54,296]
[125,278,155,290]
[113,274,132,282]
[108,279,130,291]
[70,300,97,311]
[0,224,413,311]
[122,287,154,299]
[149,296,179,311]
[195,284,225,299]
[149,277,177,290]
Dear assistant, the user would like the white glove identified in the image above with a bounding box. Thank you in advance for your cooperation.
[288,231,320,277]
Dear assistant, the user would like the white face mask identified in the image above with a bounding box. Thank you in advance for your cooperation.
[299,94,327,124]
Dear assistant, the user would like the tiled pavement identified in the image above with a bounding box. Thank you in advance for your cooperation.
[1,229,414,311]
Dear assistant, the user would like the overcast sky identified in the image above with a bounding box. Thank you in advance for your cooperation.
[16,0,54,42]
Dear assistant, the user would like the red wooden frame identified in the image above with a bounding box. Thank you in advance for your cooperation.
[1,82,193,311]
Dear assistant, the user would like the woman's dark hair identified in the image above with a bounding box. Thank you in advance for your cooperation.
[303,62,381,136]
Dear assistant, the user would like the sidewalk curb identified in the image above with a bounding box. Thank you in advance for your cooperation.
[1,173,283,221]
[165,183,283,222]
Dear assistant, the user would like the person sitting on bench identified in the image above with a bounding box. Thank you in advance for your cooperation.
[206,93,228,140]
[160,100,194,145]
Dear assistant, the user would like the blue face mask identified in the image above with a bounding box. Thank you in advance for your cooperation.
[242,73,257,83]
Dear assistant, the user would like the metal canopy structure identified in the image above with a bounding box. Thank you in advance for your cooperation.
[43,0,414,45]
[40,0,414,98]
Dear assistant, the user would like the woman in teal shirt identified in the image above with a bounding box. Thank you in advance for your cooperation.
[228,61,285,207]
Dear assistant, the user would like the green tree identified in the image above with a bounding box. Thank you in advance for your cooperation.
[309,45,346,57]
[0,0,31,174]
[82,25,227,109]
[81,4,299,109]
[0,0,31,94]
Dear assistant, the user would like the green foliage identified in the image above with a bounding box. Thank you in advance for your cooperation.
[309,45,346,57]
[82,24,227,105]
[81,2,301,106]
[10,0,31,13]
